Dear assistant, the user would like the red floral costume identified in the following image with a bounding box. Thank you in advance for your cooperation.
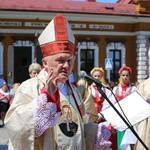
[91,83,105,112]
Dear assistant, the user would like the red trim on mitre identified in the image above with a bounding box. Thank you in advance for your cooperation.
[40,41,74,57]
[54,14,68,41]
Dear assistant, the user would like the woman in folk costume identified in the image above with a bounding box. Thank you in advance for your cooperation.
[90,67,116,112]
[90,67,117,150]
[113,65,137,150]
[90,67,105,112]
[77,68,115,122]
[77,67,116,149]
[4,14,112,150]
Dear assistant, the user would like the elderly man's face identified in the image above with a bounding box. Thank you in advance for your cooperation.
[42,53,75,82]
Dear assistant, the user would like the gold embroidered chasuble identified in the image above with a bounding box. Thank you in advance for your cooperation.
[135,78,150,150]
[4,69,98,150]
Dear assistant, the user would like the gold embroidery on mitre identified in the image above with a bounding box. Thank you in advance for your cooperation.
[54,14,68,41]
[40,41,74,57]
[59,43,67,51]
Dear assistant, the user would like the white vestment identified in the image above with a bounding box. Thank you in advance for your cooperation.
[5,69,111,150]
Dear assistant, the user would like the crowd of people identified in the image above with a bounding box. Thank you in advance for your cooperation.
[0,13,149,150]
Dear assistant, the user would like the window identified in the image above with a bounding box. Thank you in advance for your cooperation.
[106,42,125,82]
[109,50,121,82]
[80,49,94,74]
[77,41,99,75]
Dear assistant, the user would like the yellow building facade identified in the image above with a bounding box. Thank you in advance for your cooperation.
[0,0,150,84]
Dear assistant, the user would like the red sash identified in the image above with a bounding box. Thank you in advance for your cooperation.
[0,92,10,103]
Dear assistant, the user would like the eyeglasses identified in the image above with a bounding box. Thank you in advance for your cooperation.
[55,56,75,65]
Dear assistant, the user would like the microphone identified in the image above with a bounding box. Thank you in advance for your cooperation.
[79,70,109,89]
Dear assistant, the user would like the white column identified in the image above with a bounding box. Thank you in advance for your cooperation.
[136,34,147,83]
[0,42,4,75]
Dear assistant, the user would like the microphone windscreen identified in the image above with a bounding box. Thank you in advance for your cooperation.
[79,70,87,77]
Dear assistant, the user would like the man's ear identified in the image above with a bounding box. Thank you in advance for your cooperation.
[42,58,47,68]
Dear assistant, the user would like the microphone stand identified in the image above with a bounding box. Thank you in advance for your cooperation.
[97,85,149,150]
